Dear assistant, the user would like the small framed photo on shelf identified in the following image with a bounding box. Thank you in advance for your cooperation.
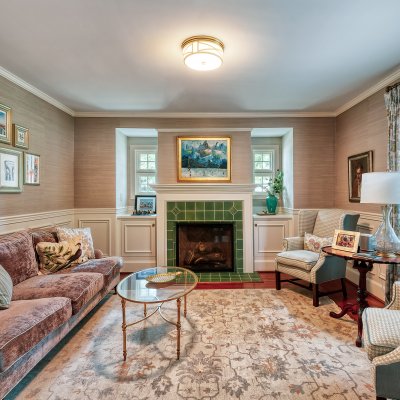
[0,147,23,193]
[24,152,40,185]
[13,124,29,149]
[135,195,156,214]
[0,103,12,144]
[332,229,360,253]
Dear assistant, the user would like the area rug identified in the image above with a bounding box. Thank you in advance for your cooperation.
[8,289,374,400]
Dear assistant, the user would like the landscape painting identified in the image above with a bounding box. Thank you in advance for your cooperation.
[177,136,231,182]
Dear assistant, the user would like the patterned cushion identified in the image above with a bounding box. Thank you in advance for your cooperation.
[362,307,400,360]
[0,265,12,309]
[36,239,84,274]
[304,232,333,253]
[56,227,95,260]
[276,250,320,271]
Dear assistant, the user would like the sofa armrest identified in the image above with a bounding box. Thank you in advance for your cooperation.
[94,249,104,259]
[282,236,304,251]
[386,281,400,310]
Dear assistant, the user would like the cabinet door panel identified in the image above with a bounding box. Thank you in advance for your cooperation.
[121,220,155,257]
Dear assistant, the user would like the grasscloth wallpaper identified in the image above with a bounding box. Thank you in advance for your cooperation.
[0,76,74,216]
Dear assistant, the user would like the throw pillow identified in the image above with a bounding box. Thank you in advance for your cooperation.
[36,238,85,274]
[56,227,95,260]
[0,264,13,309]
[304,232,333,253]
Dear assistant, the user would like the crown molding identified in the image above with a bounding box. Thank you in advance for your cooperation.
[334,66,400,116]
[0,66,75,116]
[74,111,337,118]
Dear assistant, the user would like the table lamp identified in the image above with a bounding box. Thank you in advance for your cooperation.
[360,172,400,257]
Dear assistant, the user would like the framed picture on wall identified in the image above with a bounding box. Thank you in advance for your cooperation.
[177,136,231,182]
[24,152,40,185]
[13,124,29,149]
[348,151,373,202]
[0,147,23,193]
[135,195,156,214]
[0,103,12,145]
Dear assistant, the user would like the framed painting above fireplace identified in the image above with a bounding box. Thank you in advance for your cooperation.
[177,136,231,182]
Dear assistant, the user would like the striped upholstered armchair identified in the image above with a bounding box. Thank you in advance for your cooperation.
[362,282,400,400]
[275,209,360,306]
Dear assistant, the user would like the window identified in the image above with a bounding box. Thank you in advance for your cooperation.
[131,145,157,195]
[252,145,279,194]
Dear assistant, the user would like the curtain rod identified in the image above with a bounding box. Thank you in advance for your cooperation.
[386,81,400,92]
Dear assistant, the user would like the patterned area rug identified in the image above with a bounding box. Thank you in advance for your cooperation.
[9,289,374,400]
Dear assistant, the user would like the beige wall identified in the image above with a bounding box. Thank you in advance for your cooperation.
[74,117,336,209]
[0,76,74,216]
[334,89,387,213]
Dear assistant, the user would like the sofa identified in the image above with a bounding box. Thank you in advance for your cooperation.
[0,228,123,399]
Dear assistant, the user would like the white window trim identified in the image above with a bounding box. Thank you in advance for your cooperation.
[129,144,158,199]
[252,144,280,198]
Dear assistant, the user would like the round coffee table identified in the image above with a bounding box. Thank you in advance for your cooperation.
[116,266,198,360]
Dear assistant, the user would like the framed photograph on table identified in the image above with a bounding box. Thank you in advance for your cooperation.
[332,229,360,253]
[177,136,231,182]
[135,195,156,214]
[0,103,12,144]
[348,151,373,202]
[0,147,22,193]
[24,152,40,185]
[13,124,29,149]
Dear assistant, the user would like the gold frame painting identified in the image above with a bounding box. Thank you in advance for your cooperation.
[332,229,360,253]
[13,124,29,149]
[0,103,12,145]
[177,136,231,182]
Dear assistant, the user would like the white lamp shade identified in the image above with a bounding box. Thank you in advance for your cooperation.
[360,172,400,204]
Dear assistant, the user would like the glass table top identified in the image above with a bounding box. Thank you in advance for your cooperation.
[117,267,198,304]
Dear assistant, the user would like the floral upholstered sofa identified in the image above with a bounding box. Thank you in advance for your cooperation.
[0,227,122,399]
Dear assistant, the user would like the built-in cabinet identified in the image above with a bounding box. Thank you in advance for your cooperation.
[118,215,157,272]
[253,214,293,271]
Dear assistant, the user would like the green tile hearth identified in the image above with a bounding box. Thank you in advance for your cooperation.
[196,272,261,283]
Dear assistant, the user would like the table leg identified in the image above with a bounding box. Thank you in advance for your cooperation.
[355,261,371,347]
[177,298,181,360]
[121,298,127,361]
[144,303,147,317]
[184,295,187,318]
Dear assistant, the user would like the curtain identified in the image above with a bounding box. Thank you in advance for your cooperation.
[384,84,400,304]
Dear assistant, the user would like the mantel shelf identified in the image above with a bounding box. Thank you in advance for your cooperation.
[151,184,256,194]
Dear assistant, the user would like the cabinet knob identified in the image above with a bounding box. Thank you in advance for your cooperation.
[254,223,257,227]
[152,223,155,227]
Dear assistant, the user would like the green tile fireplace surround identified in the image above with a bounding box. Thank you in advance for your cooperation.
[167,201,244,272]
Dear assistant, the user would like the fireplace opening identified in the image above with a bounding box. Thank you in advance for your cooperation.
[176,222,234,272]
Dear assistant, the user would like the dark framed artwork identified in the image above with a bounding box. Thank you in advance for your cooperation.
[135,195,156,213]
[177,136,231,182]
[348,151,373,202]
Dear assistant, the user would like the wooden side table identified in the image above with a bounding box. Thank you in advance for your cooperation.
[322,246,399,347]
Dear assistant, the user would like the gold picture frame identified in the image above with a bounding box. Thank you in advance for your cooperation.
[13,124,29,149]
[0,103,12,145]
[177,136,231,182]
[0,147,23,193]
[332,229,360,253]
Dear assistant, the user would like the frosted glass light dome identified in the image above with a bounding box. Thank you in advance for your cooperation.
[181,36,224,71]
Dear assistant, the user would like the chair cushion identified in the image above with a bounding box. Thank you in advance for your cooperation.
[12,272,104,314]
[0,297,72,372]
[276,250,320,271]
[0,265,13,309]
[0,231,38,285]
[71,256,122,289]
[362,307,400,360]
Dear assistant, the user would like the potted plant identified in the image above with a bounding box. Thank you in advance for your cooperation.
[266,170,284,214]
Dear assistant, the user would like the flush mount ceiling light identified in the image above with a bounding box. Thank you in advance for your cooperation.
[181,35,224,71]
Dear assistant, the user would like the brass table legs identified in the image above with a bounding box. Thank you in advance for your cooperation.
[120,294,188,361]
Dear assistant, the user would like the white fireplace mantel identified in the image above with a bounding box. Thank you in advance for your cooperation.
[152,183,254,272]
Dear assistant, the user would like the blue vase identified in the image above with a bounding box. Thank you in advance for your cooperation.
[266,195,278,214]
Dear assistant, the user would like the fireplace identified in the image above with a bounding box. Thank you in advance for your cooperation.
[176,222,234,272]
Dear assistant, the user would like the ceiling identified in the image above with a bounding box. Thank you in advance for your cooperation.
[1,0,400,115]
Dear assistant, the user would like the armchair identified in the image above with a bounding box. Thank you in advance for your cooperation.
[362,281,400,400]
[275,209,360,306]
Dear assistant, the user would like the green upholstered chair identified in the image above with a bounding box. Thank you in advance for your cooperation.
[362,282,400,400]
[275,209,360,307]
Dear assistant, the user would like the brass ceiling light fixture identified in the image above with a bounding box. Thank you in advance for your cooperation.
[181,35,224,71]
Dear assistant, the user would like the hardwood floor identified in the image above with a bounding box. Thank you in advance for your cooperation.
[120,271,384,321]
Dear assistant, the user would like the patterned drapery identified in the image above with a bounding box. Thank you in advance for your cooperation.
[384,84,400,304]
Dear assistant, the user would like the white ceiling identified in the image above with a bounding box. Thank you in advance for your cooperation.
[1,0,400,114]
